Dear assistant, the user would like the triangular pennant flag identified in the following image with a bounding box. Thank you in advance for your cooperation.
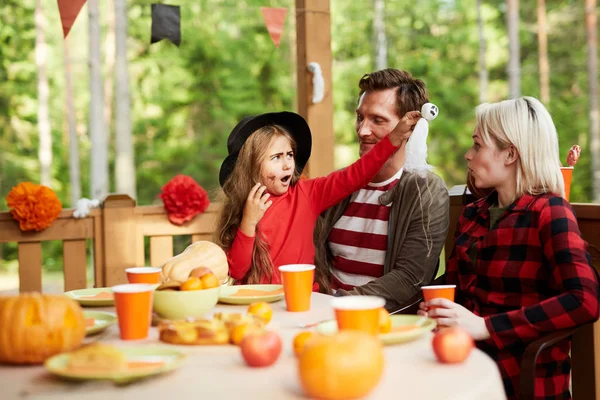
[151,4,181,47]
[57,0,87,38]
[260,7,287,48]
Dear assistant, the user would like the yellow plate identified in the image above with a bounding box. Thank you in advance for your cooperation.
[84,311,117,336]
[65,288,114,307]
[44,346,185,384]
[315,315,436,345]
[218,284,284,305]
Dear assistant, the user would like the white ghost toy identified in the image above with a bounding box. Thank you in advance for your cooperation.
[73,198,101,219]
[404,102,439,177]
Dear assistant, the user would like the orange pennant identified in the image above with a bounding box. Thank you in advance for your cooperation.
[57,0,87,38]
[260,7,287,48]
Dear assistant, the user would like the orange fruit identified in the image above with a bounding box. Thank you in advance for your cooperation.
[230,323,262,346]
[379,308,392,334]
[200,273,219,289]
[247,302,273,324]
[293,331,317,357]
[180,277,204,291]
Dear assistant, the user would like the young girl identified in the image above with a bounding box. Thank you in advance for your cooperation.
[216,110,420,288]
[419,97,600,399]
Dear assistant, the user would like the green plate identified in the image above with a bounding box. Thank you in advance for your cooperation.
[84,311,117,336]
[218,284,284,305]
[64,288,114,307]
[315,315,436,345]
[44,346,186,384]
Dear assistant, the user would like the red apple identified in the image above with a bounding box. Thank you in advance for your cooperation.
[432,327,474,364]
[240,330,282,367]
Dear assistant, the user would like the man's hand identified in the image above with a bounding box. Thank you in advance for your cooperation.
[239,183,273,237]
[388,111,422,147]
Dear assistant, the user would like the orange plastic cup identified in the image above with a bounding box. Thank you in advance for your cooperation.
[278,264,315,312]
[561,167,573,201]
[126,267,161,284]
[331,296,386,335]
[422,285,456,310]
[112,284,155,340]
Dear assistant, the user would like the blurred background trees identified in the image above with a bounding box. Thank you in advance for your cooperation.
[1,0,599,274]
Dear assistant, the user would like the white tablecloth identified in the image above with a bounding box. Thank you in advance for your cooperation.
[0,292,506,400]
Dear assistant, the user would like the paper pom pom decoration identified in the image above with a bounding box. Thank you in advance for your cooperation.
[158,175,210,225]
[5,182,62,231]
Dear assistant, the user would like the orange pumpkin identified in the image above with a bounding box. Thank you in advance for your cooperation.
[160,241,230,285]
[0,293,86,364]
[298,331,385,400]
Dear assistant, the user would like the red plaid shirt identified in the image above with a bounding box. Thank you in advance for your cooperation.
[446,192,600,400]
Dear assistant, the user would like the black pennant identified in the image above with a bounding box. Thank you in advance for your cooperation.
[151,4,181,47]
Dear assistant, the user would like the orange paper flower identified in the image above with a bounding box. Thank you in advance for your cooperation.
[6,182,63,231]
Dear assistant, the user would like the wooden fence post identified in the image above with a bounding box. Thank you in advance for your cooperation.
[295,0,334,178]
[102,194,139,286]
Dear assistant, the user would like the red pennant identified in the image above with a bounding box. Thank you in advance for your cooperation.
[260,7,287,48]
[57,0,87,38]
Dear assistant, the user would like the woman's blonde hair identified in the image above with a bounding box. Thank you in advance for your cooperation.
[475,96,564,198]
[215,125,300,284]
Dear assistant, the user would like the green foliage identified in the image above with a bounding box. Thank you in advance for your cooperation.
[0,0,598,272]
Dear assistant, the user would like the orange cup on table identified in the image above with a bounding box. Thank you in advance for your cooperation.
[125,267,161,284]
[422,284,456,311]
[331,296,386,335]
[560,167,574,201]
[422,285,456,327]
[112,283,155,340]
[278,264,315,312]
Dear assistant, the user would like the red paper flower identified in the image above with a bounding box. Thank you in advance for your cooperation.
[159,175,210,225]
[6,182,63,231]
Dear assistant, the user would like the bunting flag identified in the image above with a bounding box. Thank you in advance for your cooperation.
[57,0,87,38]
[151,4,181,47]
[260,7,287,48]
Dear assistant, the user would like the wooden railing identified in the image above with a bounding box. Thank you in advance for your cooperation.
[2,187,599,291]
[0,194,220,291]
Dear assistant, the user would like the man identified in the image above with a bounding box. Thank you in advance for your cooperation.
[314,69,450,312]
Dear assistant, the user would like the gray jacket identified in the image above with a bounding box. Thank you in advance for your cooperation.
[314,169,450,311]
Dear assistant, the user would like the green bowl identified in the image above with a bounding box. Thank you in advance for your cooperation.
[153,286,220,320]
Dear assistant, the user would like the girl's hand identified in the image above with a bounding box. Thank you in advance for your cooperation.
[239,183,273,237]
[388,111,422,146]
[566,144,581,167]
[418,299,491,341]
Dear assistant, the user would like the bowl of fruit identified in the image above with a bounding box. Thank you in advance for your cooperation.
[153,267,221,320]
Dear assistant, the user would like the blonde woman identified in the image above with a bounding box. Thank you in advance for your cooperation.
[419,97,600,399]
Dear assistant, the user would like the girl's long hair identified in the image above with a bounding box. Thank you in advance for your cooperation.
[215,125,300,284]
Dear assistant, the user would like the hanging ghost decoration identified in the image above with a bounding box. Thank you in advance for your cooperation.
[404,103,439,177]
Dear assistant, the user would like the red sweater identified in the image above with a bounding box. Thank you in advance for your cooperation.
[227,136,398,284]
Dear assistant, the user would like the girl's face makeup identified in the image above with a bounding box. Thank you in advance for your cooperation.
[260,135,295,196]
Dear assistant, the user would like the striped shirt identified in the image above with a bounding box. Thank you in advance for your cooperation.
[328,169,402,290]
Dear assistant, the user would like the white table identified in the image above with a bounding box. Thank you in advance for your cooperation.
[0,293,506,400]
